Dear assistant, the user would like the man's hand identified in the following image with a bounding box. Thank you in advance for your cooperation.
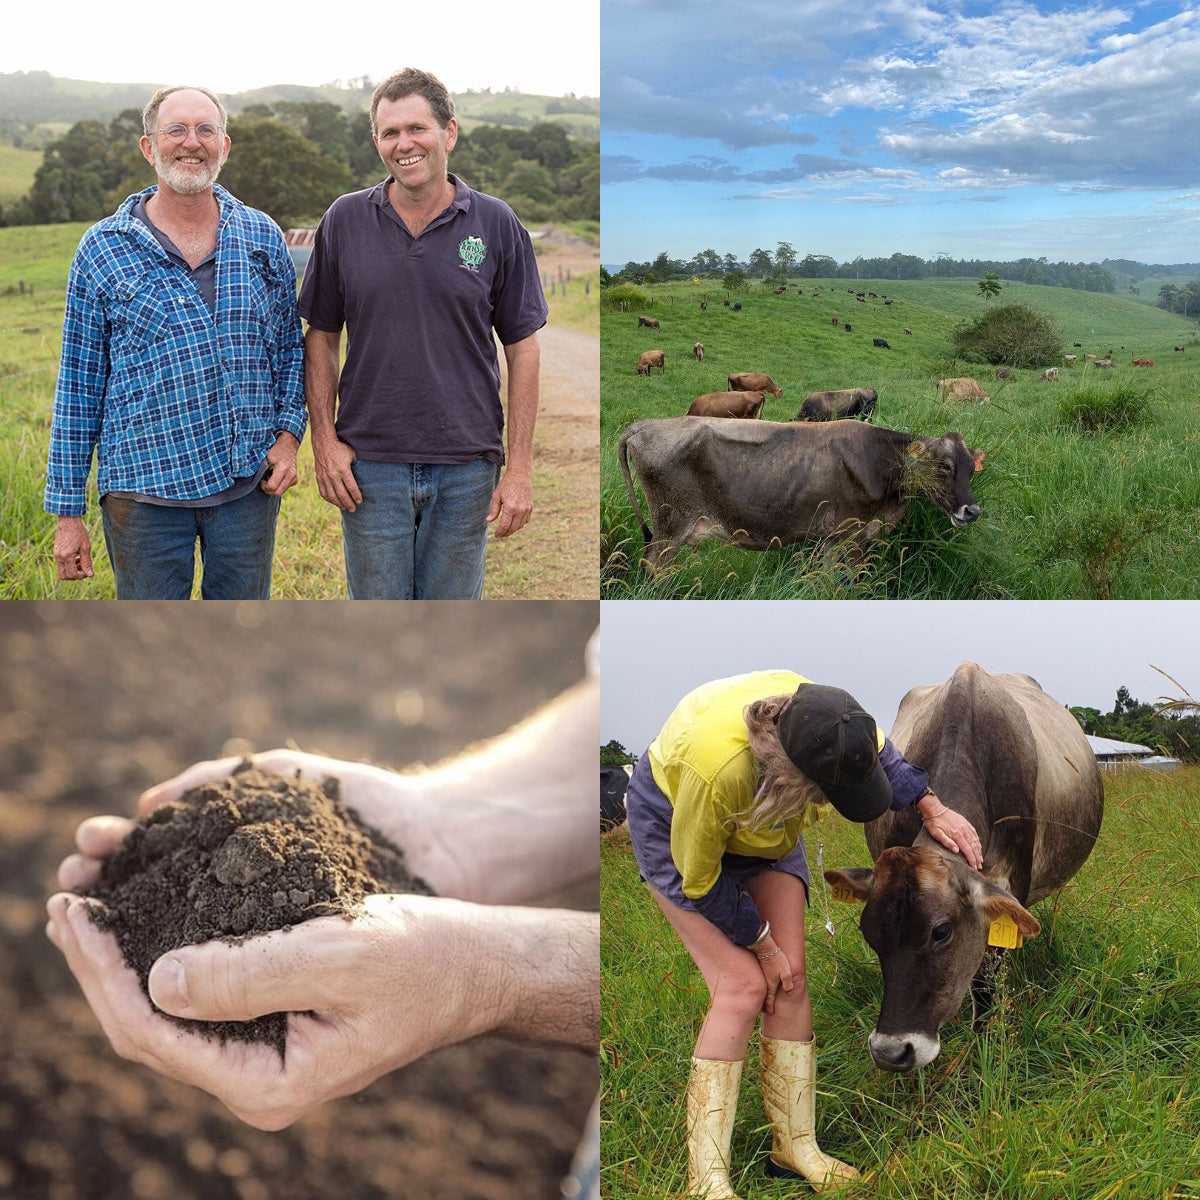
[53,515,94,580]
[44,889,573,1130]
[311,435,362,513]
[486,466,533,538]
[260,432,300,497]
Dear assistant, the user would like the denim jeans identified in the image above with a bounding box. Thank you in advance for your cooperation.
[100,488,280,599]
[341,458,501,599]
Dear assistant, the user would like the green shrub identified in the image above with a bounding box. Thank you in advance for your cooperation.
[952,302,1063,368]
[1058,384,1152,433]
[601,282,651,310]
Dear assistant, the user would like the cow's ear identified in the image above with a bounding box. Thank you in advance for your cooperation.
[971,448,986,473]
[974,880,1040,937]
[907,441,927,461]
[824,867,874,903]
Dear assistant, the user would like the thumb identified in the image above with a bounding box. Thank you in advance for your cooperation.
[485,488,502,523]
[148,925,338,1021]
[79,535,94,576]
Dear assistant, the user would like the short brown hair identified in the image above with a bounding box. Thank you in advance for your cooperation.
[142,85,228,137]
[370,68,455,136]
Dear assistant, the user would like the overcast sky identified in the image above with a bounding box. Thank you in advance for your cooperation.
[3,0,599,97]
[599,601,1200,752]
[601,0,1200,264]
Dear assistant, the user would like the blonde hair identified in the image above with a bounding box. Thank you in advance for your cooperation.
[738,695,827,830]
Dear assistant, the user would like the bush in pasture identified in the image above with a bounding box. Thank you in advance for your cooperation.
[1058,384,1152,433]
[952,302,1063,368]
[601,282,651,311]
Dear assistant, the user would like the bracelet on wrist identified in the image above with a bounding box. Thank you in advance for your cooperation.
[756,946,782,962]
[748,920,771,950]
[920,804,949,822]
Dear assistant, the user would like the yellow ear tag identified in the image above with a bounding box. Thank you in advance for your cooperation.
[987,913,1023,949]
[831,882,857,903]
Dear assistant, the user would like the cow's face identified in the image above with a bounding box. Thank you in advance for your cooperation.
[825,847,1038,1072]
[907,434,985,527]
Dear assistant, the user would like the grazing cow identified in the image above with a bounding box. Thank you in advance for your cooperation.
[1064,354,1077,362]
[724,299,731,307]
[833,317,839,326]
[733,302,742,311]
[1073,342,1083,348]
[692,342,705,363]
[873,338,891,349]
[903,327,912,335]
[618,418,984,574]
[1095,359,1115,369]
[1175,346,1185,352]
[637,315,660,330]
[1132,357,1155,367]
[938,377,990,404]
[885,300,894,306]
[686,390,767,419]
[774,286,787,294]
[995,367,1014,380]
[636,349,665,376]
[728,371,783,398]
[825,663,1103,1072]
[1040,367,1059,381]
[793,387,878,422]
[868,292,877,299]
[700,300,708,310]
[844,323,852,333]
[857,295,866,303]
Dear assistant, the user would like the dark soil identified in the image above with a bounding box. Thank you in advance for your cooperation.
[85,763,433,1055]
[0,602,598,1200]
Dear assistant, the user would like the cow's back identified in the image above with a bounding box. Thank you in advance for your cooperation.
[876,663,1102,903]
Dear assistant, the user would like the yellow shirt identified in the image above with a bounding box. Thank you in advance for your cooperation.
[647,671,829,900]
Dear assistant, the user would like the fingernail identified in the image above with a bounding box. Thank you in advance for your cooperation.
[149,956,189,1014]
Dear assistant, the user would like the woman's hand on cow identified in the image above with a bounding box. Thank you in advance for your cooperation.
[753,937,794,1016]
[919,796,983,870]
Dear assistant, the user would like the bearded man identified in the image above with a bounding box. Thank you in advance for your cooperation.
[45,85,306,599]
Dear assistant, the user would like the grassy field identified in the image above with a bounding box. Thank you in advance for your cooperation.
[0,140,41,203]
[601,278,1200,599]
[0,221,597,598]
[601,765,1200,1200]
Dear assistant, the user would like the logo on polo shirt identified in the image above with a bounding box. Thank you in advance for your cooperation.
[458,235,487,270]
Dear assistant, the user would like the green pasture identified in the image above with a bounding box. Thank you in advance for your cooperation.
[0,140,41,203]
[0,222,597,598]
[601,765,1200,1200]
[601,278,1200,599]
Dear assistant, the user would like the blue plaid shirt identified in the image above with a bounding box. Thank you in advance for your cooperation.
[45,184,306,515]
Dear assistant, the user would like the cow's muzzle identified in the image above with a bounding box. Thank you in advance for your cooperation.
[868,1030,941,1072]
[951,503,982,528]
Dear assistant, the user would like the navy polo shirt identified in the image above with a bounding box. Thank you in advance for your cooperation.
[298,174,548,464]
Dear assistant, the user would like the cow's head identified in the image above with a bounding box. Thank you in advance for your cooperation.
[824,846,1038,1072]
[906,433,985,527]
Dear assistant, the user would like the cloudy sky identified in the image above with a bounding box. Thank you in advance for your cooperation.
[602,0,1200,265]
[599,601,1200,752]
[3,0,598,97]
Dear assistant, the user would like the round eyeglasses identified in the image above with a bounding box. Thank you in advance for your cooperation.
[156,123,224,142]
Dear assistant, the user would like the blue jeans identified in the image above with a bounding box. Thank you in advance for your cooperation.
[100,488,280,599]
[341,458,501,599]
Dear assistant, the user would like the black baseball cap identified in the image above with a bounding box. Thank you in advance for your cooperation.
[776,684,892,823]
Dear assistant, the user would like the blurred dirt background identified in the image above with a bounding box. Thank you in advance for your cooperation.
[0,601,599,1200]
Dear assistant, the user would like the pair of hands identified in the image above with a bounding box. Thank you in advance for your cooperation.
[310,434,532,538]
[52,433,300,581]
[46,751,536,1129]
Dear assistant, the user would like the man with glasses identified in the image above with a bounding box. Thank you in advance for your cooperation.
[45,85,306,598]
[299,67,547,599]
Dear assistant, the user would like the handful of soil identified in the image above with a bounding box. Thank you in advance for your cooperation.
[84,761,433,1055]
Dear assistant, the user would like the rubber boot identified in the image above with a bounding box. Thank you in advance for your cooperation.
[685,1057,745,1199]
[759,1036,858,1192]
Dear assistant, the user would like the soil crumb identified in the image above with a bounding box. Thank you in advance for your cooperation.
[84,761,433,1055]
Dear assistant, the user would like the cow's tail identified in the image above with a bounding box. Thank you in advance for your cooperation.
[618,426,653,546]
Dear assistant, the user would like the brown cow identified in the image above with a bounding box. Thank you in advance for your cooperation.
[637,315,660,330]
[825,663,1102,1073]
[692,342,705,362]
[793,387,877,421]
[619,418,984,574]
[938,377,990,404]
[636,349,665,376]
[995,367,1014,380]
[728,371,782,398]
[686,390,766,419]
[1132,357,1155,367]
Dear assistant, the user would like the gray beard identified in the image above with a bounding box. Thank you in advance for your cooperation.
[154,146,223,195]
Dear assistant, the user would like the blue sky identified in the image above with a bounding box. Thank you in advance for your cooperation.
[601,0,1200,265]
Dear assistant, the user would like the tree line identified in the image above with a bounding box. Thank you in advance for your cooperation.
[1071,686,1200,764]
[1156,281,1200,317]
[0,100,598,231]
[607,243,1121,294]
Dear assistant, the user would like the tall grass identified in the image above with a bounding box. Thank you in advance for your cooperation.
[601,279,1200,598]
[601,766,1200,1199]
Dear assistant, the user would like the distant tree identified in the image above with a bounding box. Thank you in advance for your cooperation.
[774,240,797,279]
[721,251,740,273]
[978,271,1002,305]
[952,302,1063,368]
[798,253,837,277]
[722,269,747,292]
[599,265,611,287]
[600,739,637,766]
[27,119,125,223]
[748,247,772,278]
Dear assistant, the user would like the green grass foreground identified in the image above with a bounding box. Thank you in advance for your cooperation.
[601,278,1200,599]
[601,765,1200,1199]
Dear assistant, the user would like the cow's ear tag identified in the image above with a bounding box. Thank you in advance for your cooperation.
[831,881,857,903]
[987,913,1023,949]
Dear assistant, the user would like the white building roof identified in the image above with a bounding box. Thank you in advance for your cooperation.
[1085,734,1154,757]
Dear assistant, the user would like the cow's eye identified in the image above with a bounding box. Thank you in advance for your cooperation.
[939,462,954,473]
[931,921,953,945]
